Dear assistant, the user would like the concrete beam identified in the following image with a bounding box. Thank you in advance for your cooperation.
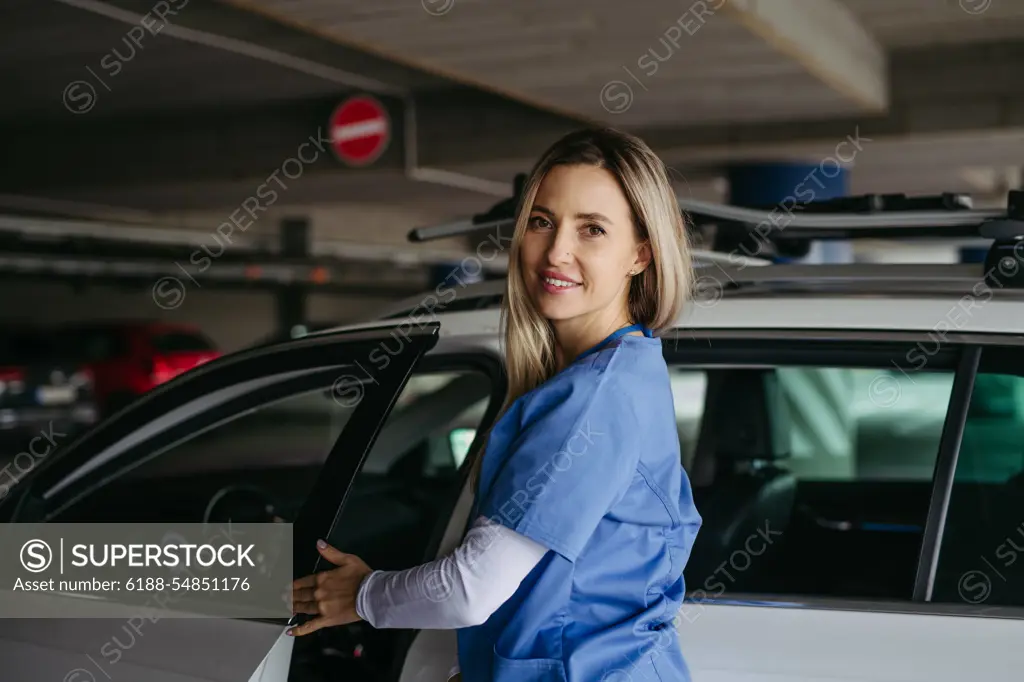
[637,38,1024,164]
[62,0,448,94]
[422,39,1024,173]
[0,87,572,201]
[720,0,888,112]
[0,97,390,191]
[8,37,1024,213]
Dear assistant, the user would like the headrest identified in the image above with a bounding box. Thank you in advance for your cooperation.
[706,369,791,462]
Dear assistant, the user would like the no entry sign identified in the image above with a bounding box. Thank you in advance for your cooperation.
[329,95,391,167]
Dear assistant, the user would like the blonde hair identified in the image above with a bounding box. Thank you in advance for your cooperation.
[470,127,695,490]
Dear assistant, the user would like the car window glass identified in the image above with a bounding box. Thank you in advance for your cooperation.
[932,371,1024,607]
[49,387,356,523]
[328,368,494,572]
[673,371,706,471]
[48,366,495,545]
[823,368,953,481]
[449,427,477,467]
[672,364,955,601]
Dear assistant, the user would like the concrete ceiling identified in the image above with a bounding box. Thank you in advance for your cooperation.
[4,0,1024,235]
[218,0,1024,207]
[0,0,460,125]
[0,0,341,122]
[841,0,1024,48]
[228,0,888,126]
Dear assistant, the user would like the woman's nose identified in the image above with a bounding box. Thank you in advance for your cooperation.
[545,227,575,264]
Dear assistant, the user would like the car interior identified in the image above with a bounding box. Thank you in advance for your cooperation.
[676,363,1024,607]
[684,369,798,596]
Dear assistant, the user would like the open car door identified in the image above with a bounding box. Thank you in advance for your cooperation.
[0,322,439,682]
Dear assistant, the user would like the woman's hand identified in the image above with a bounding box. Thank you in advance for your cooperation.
[288,539,373,636]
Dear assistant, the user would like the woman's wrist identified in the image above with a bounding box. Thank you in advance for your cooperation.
[354,569,380,625]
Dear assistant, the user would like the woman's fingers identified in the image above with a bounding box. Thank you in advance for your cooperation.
[291,599,319,615]
[287,612,356,637]
[316,539,354,566]
[287,543,370,627]
[292,586,316,603]
[292,567,355,605]
[287,615,332,637]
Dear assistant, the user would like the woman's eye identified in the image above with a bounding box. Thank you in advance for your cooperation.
[529,216,551,229]
[585,224,606,237]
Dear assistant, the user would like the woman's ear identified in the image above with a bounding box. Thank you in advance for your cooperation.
[632,241,653,275]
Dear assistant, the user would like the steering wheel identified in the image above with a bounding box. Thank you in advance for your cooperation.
[202,484,285,525]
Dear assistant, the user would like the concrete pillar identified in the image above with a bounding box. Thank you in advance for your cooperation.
[278,217,309,338]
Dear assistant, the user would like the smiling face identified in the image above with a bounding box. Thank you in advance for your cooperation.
[519,164,651,335]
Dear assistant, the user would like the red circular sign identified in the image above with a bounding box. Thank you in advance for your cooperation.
[329,95,391,167]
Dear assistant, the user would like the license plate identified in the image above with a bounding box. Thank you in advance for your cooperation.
[36,385,77,405]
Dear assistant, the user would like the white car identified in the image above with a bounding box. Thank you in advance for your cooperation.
[3,195,1024,682]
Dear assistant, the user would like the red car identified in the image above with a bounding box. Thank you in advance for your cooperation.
[55,322,220,417]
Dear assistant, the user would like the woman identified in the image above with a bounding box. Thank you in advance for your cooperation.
[290,127,703,682]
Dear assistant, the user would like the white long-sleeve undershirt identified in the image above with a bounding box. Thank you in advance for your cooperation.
[355,515,548,631]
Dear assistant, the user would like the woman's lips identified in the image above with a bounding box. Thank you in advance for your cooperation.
[539,273,581,294]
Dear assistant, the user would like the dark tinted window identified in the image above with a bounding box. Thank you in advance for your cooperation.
[673,361,955,602]
[332,369,494,570]
[52,386,355,523]
[151,331,214,353]
[51,366,495,548]
[933,371,1024,607]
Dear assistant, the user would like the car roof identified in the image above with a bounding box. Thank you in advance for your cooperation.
[319,295,1024,347]
[356,261,1024,337]
[381,263,1024,308]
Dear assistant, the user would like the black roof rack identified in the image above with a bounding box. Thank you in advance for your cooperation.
[409,182,1024,288]
[410,182,1017,241]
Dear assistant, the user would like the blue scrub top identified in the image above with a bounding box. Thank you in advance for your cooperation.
[458,325,703,682]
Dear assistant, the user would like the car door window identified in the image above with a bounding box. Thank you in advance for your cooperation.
[291,364,499,680]
[47,364,498,562]
[667,337,959,603]
[449,427,478,467]
[673,367,956,482]
[673,370,706,471]
[933,361,1024,607]
[49,386,354,524]
[8,326,438,531]
[330,367,496,571]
